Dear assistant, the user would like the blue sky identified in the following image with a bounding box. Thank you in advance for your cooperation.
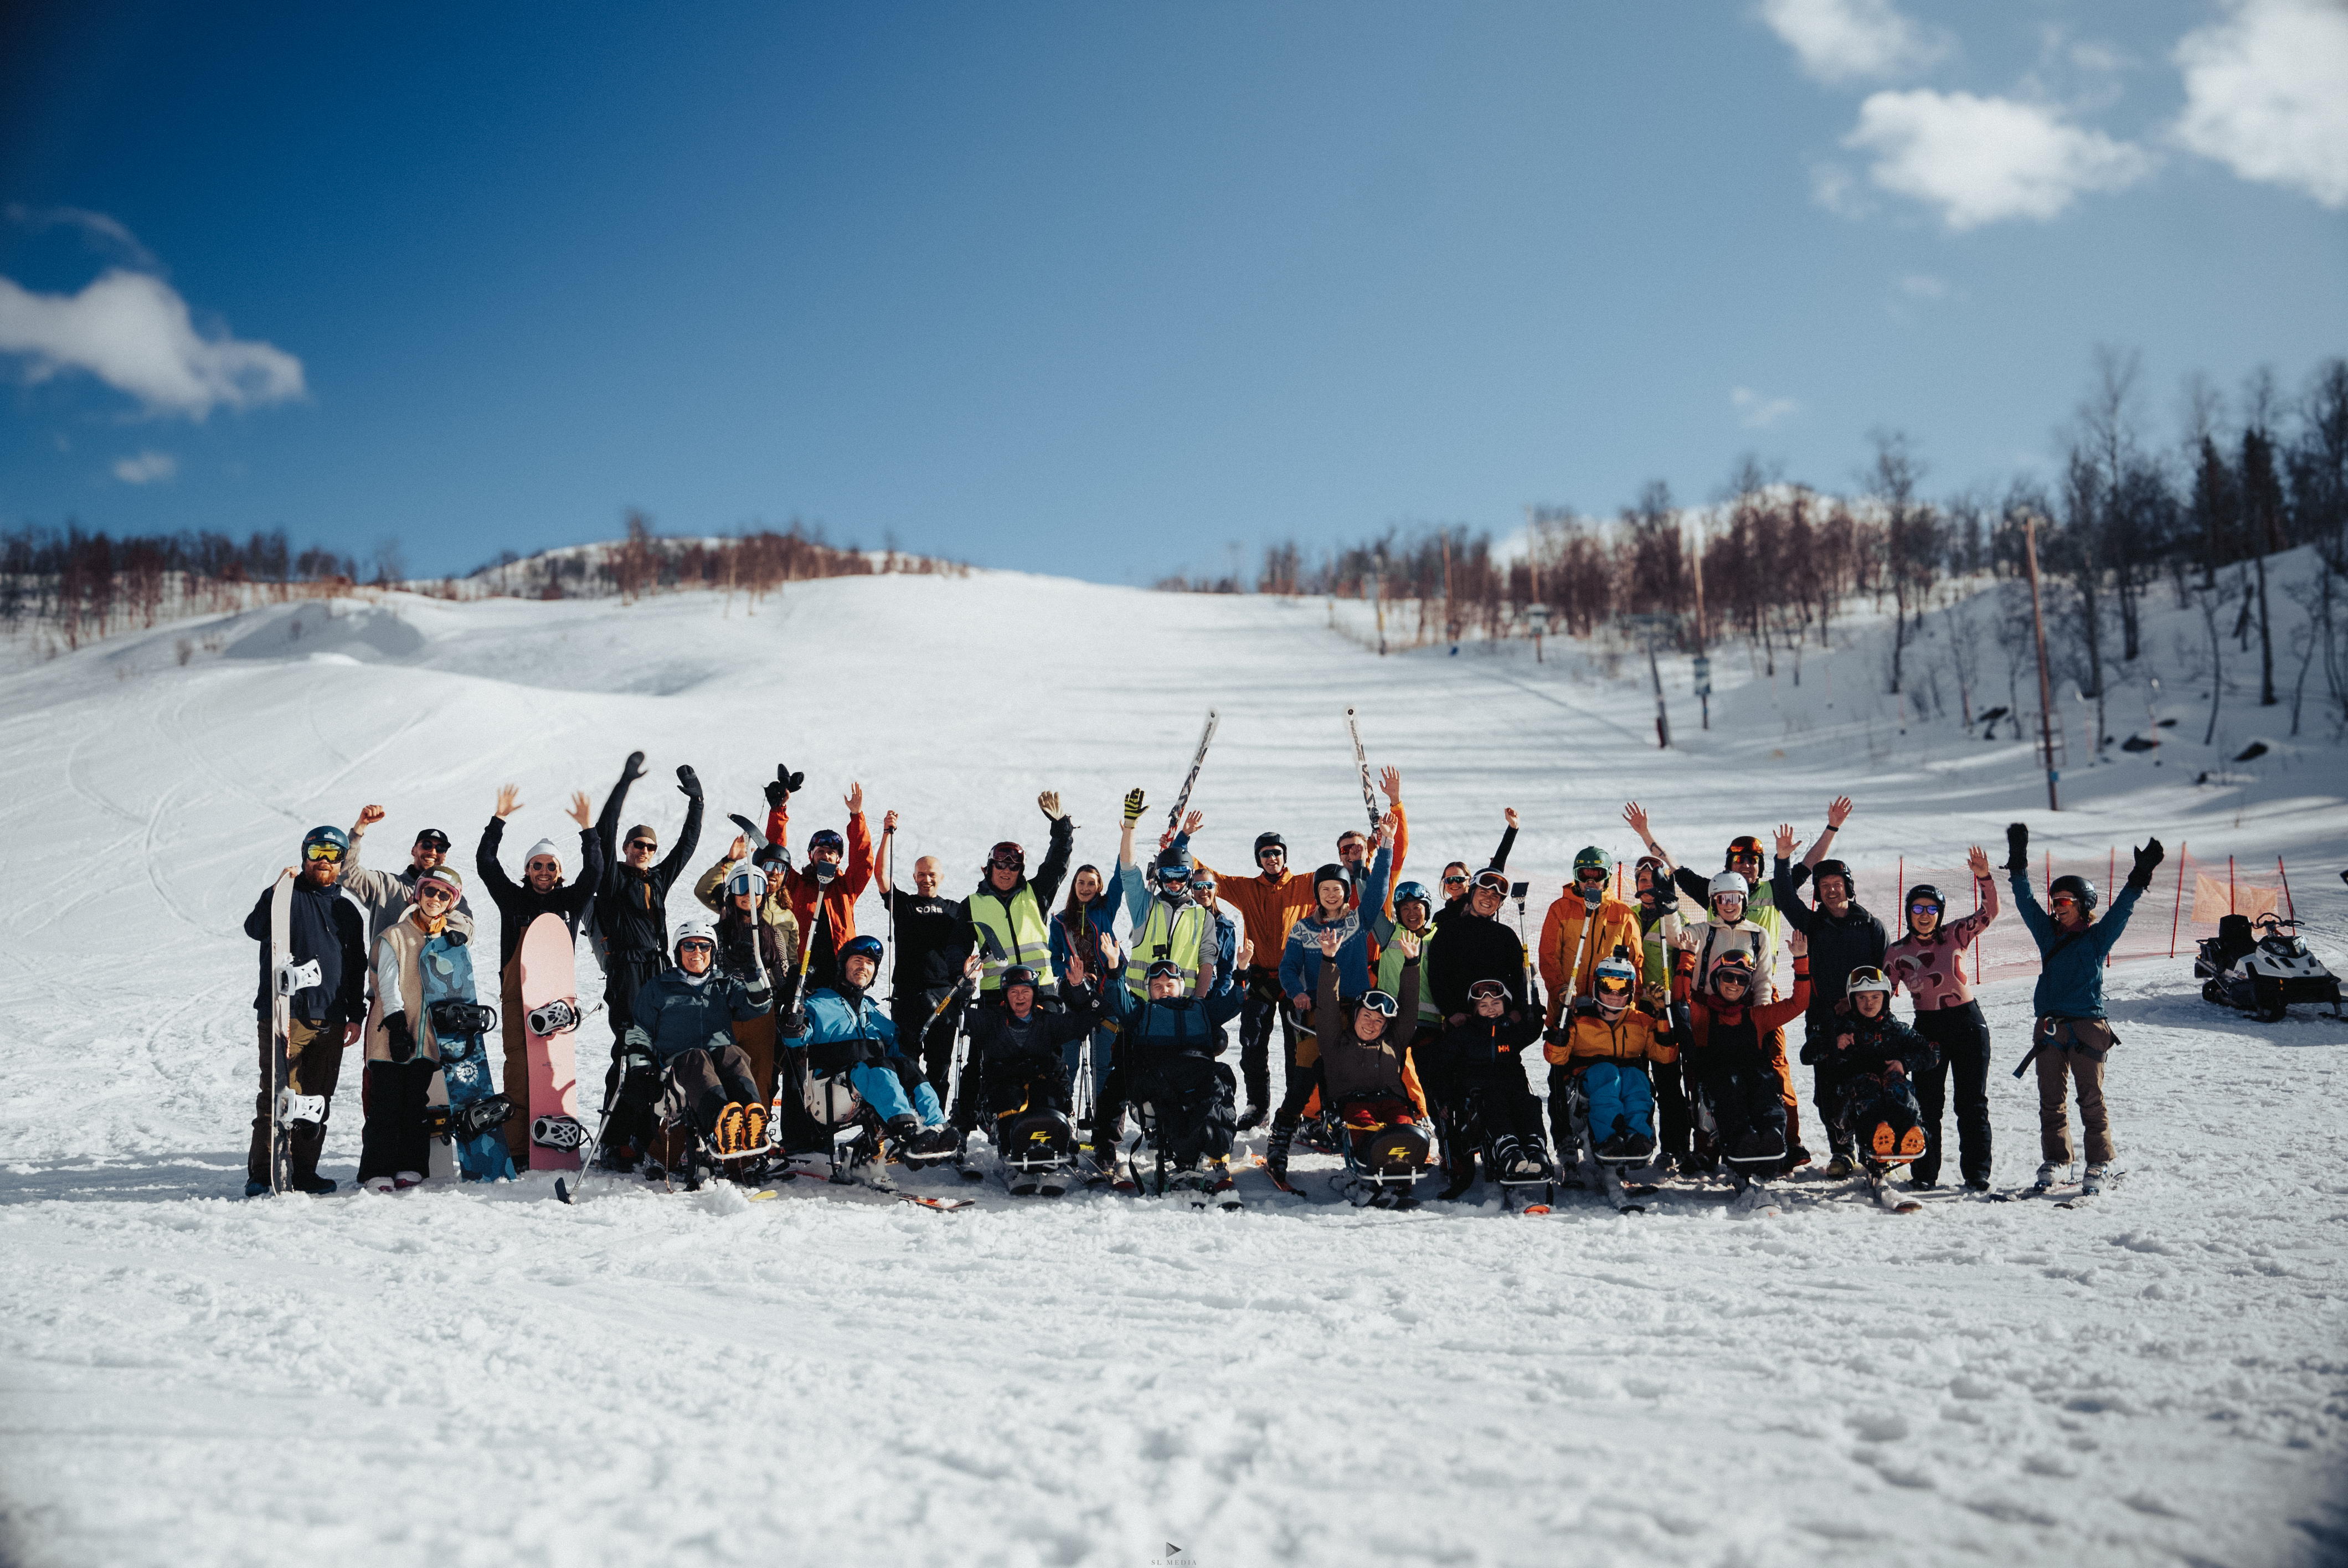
[2,1,2344,583]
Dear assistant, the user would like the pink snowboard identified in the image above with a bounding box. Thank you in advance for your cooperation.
[518,913,582,1172]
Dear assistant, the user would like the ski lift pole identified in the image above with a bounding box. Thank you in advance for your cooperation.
[2023,514,2060,810]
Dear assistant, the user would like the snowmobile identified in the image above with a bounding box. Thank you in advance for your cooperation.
[2195,913,2344,1022]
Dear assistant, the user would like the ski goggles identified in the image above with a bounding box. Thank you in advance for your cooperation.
[1575,866,1609,884]
[1593,972,1634,1002]
[2049,892,2081,909]
[1157,864,1192,885]
[1360,991,1400,1018]
[1470,871,1510,895]
[1144,959,1184,982]
[988,841,1026,870]
[808,830,846,856]
[303,843,343,863]
[1467,979,1510,1003]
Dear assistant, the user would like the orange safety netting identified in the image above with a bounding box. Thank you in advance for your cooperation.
[1606,848,2299,985]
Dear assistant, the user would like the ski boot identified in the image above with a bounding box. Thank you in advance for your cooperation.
[2080,1163,2107,1198]
[1206,1159,1242,1211]
[1234,1103,1269,1133]
[715,1103,749,1158]
[2032,1161,2062,1195]
[1263,1115,1297,1188]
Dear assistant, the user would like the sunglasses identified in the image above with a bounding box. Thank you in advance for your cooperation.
[1909,902,1941,915]
[1442,874,1468,886]
[1360,991,1400,1018]
[417,884,455,901]
[627,839,657,852]
[415,833,450,850]
[1257,847,1284,861]
[304,845,342,863]
[527,859,561,873]
[677,939,715,954]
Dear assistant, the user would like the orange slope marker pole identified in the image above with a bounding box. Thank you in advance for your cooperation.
[2169,841,2187,958]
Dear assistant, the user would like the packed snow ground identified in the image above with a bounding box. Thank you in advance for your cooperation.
[2,572,2345,1568]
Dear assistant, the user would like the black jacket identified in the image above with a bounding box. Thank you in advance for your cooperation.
[1425,909,1535,1019]
[592,761,704,959]
[1770,855,1887,1012]
[476,818,605,969]
[244,876,367,1026]
[956,983,1104,1127]
[1435,823,1517,924]
[1806,1004,1938,1082]
[881,889,977,993]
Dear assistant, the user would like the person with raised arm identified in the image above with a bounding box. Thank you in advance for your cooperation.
[476,785,604,1165]
[969,793,1076,1007]
[2005,823,2160,1200]
[1537,845,1640,1018]
[1769,819,1887,1179]
[1175,796,1317,1131]
[758,766,875,994]
[1884,845,2000,1192]
[342,807,476,946]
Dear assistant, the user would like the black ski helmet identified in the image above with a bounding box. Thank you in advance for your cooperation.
[1903,883,1945,931]
[1312,862,1352,895]
[1811,858,1855,902]
[1254,832,1288,862]
[2049,874,2099,914]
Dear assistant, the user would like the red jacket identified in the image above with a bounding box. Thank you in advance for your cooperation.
[764,804,874,958]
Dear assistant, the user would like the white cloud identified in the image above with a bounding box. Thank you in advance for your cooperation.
[1732,387,1801,429]
[4,204,161,270]
[1898,272,1950,298]
[0,267,305,419]
[2174,0,2348,209]
[1842,90,2154,228]
[1759,0,1949,83]
[111,450,177,485]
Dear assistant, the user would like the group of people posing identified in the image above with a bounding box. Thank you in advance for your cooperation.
[243,752,2162,1208]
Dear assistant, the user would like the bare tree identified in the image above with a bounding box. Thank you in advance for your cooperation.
[1866,430,1937,693]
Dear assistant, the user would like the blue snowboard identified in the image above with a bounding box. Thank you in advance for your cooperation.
[424,932,517,1182]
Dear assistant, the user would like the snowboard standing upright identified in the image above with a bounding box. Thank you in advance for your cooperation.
[424,931,517,1181]
[519,912,583,1171]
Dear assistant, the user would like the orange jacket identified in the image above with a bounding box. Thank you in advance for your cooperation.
[1537,893,1641,1023]
[1545,1005,1680,1067]
[763,804,873,955]
[1199,801,1408,964]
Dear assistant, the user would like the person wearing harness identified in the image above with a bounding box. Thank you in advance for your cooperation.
[1119,831,1216,1006]
[2007,823,2161,1198]
[950,958,1108,1176]
[476,785,604,1167]
[970,792,1077,1006]
[1678,868,1806,1169]
[1884,845,1999,1190]
[1544,950,1683,1164]
[1681,933,1811,1180]
[1810,966,1935,1167]
[1768,824,1888,1178]
[780,932,959,1164]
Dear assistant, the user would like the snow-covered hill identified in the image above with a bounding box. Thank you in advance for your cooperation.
[1,570,2343,1568]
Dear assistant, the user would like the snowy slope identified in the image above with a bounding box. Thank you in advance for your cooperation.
[1,571,2345,1568]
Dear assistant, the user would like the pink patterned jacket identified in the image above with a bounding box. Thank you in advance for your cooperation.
[1884,874,1998,1012]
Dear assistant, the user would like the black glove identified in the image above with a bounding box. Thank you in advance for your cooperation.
[777,1005,806,1039]
[621,750,647,783]
[675,764,701,801]
[1542,1025,1570,1048]
[385,1012,416,1064]
[2005,822,2029,872]
[777,762,805,797]
[2128,837,2165,890]
[763,777,787,808]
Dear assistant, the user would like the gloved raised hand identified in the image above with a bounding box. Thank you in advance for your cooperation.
[764,763,804,808]
[2128,837,2165,890]
[621,750,648,783]
[1122,788,1146,825]
[2005,822,2030,872]
[676,765,701,802]
[385,1012,417,1064]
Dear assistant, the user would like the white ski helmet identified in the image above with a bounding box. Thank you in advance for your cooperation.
[672,914,718,956]
[1708,871,1750,912]
[723,864,763,900]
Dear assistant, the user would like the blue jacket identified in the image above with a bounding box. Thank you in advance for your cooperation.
[2009,871,2142,1019]
[1277,844,1392,1002]
[1100,964,1244,1056]
[627,967,771,1067]
[796,985,903,1066]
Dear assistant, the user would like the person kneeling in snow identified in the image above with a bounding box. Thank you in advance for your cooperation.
[1099,948,1248,1199]
[1809,966,1935,1168]
[625,915,774,1163]
[359,865,470,1193]
[782,933,959,1164]
[1544,950,1682,1166]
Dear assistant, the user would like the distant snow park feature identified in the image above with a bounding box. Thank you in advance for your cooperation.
[1,563,2342,1568]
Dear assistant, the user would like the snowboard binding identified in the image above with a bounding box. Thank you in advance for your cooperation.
[526,997,587,1036]
[531,1113,587,1151]
[274,1089,327,1130]
[429,998,500,1039]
